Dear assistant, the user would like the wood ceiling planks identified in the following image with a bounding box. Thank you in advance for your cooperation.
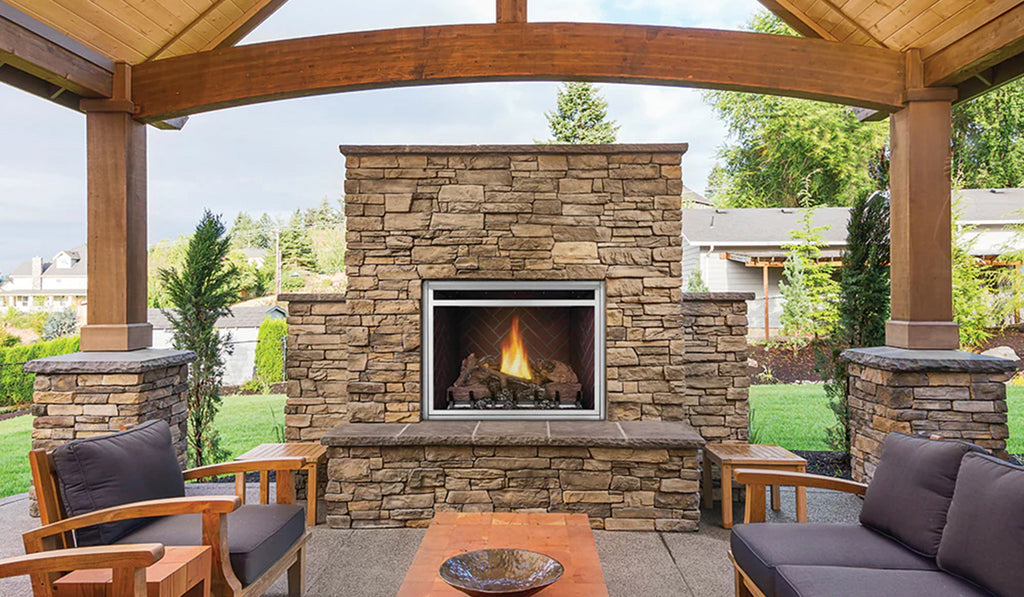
[4,0,276,63]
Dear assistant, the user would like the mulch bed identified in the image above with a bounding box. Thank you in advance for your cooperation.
[793,450,852,479]
[0,409,29,422]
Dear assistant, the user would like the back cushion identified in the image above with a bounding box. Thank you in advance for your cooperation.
[859,433,981,557]
[937,453,1024,597]
[52,420,185,546]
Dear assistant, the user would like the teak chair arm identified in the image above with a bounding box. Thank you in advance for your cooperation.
[733,469,868,524]
[0,543,163,578]
[182,457,308,480]
[23,496,240,550]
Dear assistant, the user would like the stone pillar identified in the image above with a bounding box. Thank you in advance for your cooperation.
[25,349,194,515]
[681,292,753,442]
[843,347,1017,482]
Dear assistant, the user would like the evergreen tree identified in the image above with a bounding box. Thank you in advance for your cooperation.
[159,211,238,467]
[819,191,890,450]
[280,210,316,272]
[685,270,709,292]
[953,79,1024,188]
[546,82,619,144]
[951,198,997,349]
[778,210,840,344]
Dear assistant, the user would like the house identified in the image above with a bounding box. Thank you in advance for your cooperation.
[0,245,87,312]
[682,189,1024,341]
[149,305,286,385]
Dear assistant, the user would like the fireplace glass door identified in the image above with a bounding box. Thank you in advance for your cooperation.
[423,280,605,420]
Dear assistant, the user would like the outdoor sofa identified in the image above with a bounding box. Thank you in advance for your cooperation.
[729,432,1023,597]
[23,420,309,597]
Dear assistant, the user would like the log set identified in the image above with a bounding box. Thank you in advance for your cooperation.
[447,353,582,409]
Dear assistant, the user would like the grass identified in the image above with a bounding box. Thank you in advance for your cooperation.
[0,394,287,498]
[750,384,1024,453]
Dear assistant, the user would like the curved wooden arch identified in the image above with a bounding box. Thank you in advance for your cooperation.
[132,23,906,122]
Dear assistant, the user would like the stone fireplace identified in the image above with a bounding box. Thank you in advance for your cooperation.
[423,280,604,419]
[279,144,753,531]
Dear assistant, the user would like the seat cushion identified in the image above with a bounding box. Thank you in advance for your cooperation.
[115,504,305,586]
[774,566,992,597]
[731,523,937,597]
[859,432,982,557]
[52,420,185,546]
[937,453,1024,597]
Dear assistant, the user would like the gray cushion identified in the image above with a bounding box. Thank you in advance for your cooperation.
[115,504,305,586]
[860,432,982,557]
[937,453,1024,597]
[730,523,937,597]
[52,420,185,546]
[774,566,992,597]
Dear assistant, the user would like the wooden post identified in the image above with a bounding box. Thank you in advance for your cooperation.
[762,264,770,343]
[885,84,960,350]
[79,63,152,351]
[497,0,527,24]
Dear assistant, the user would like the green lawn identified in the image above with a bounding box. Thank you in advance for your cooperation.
[750,384,1024,453]
[0,394,287,499]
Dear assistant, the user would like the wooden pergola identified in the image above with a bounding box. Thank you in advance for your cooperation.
[3,0,1023,352]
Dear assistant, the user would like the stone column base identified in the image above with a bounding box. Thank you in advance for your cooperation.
[25,349,196,516]
[842,346,1018,483]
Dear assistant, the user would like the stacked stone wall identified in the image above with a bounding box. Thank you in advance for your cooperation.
[844,348,1016,482]
[681,293,752,442]
[324,445,700,531]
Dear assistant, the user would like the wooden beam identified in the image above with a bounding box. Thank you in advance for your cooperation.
[497,0,527,24]
[924,4,1024,87]
[80,63,152,352]
[955,52,1024,103]
[885,91,959,350]
[0,2,112,98]
[131,23,906,123]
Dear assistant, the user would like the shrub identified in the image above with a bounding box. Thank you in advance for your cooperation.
[42,309,77,340]
[0,336,80,406]
[255,318,288,386]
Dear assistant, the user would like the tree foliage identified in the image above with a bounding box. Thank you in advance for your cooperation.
[254,318,288,387]
[41,309,77,340]
[778,210,840,344]
[546,82,619,144]
[952,79,1024,189]
[685,269,709,292]
[159,211,238,467]
[703,13,888,208]
[0,336,79,407]
[951,199,998,349]
[819,192,891,450]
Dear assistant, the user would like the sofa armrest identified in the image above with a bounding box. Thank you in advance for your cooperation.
[733,469,868,524]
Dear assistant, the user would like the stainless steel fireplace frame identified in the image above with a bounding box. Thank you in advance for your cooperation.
[422,280,606,421]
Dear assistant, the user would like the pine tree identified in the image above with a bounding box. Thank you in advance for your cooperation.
[280,210,316,272]
[818,191,890,451]
[545,82,619,144]
[778,210,840,345]
[159,211,238,467]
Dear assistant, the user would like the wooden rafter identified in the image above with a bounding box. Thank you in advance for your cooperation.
[923,3,1024,86]
[131,23,906,122]
[146,0,287,62]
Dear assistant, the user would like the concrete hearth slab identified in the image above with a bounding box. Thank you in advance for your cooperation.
[321,420,706,449]
[0,485,862,597]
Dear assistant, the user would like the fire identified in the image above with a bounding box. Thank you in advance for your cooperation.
[499,315,532,380]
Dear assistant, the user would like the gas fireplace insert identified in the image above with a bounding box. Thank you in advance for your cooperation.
[422,280,605,420]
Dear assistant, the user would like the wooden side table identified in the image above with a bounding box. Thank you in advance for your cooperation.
[235,442,327,527]
[54,546,211,597]
[399,512,608,596]
[703,443,807,529]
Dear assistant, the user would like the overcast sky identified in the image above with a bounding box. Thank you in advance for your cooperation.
[0,0,761,273]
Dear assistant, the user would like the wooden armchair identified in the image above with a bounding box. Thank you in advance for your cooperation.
[1,544,164,597]
[25,421,311,597]
[733,468,868,525]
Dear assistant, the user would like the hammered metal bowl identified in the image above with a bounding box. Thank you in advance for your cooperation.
[438,548,564,597]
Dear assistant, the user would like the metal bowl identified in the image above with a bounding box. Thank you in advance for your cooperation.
[439,548,565,597]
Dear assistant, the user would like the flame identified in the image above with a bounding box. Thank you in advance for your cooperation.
[500,315,532,380]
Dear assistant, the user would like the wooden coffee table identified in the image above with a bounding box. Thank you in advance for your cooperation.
[235,441,327,526]
[703,443,808,529]
[53,545,211,597]
[398,512,608,596]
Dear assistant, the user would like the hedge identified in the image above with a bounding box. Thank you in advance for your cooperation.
[254,318,287,385]
[0,336,80,407]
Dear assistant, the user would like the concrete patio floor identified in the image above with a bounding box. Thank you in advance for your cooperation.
[0,486,861,596]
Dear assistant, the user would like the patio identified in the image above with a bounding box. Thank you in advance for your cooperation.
[0,485,863,597]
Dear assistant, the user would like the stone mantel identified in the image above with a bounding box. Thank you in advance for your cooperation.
[321,420,705,449]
